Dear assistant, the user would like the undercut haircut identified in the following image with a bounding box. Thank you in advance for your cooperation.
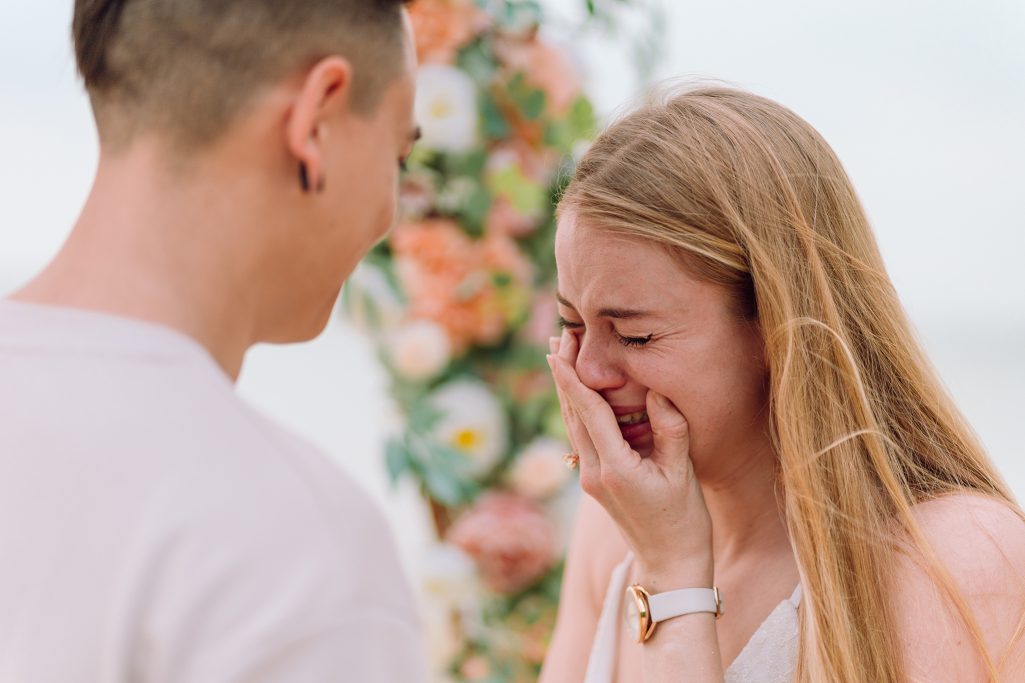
[73,0,410,149]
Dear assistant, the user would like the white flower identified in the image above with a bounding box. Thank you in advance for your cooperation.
[414,65,479,154]
[507,437,572,499]
[421,542,478,603]
[342,262,404,332]
[430,378,508,477]
[387,319,452,381]
[420,543,477,672]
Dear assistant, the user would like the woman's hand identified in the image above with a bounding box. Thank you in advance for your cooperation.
[548,330,714,590]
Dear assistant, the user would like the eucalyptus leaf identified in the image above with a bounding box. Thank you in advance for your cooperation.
[408,399,444,434]
[460,183,492,237]
[385,438,411,485]
[423,467,466,507]
[481,92,512,140]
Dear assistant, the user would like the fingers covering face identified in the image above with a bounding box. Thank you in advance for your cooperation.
[547,331,636,492]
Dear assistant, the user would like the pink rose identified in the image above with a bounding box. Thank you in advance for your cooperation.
[495,35,582,116]
[447,492,558,594]
[485,196,539,238]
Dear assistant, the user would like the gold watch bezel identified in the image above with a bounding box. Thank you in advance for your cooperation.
[625,584,657,643]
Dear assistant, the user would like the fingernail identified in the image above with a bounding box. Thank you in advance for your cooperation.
[546,354,555,370]
[655,392,670,408]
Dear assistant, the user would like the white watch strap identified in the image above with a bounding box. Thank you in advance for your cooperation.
[648,587,722,623]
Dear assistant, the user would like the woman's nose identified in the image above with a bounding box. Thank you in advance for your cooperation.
[574,334,626,393]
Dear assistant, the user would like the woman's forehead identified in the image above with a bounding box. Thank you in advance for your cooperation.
[555,220,698,310]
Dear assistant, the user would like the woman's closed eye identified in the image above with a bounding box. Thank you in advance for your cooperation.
[557,317,653,348]
[618,333,653,348]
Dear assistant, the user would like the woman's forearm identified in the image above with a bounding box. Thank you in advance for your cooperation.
[643,613,726,683]
[638,557,725,683]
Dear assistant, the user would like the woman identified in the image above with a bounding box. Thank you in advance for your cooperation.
[540,86,1025,682]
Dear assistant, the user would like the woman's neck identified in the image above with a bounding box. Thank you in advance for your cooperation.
[700,441,790,567]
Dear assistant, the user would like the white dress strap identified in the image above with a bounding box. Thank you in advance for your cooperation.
[788,581,803,607]
[583,554,633,682]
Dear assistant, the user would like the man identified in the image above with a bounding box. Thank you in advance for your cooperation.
[0,1,425,680]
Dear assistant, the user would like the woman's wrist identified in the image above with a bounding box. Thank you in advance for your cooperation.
[636,552,714,592]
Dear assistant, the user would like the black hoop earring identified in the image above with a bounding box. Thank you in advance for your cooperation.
[299,162,311,193]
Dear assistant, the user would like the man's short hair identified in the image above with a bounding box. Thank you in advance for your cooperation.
[73,0,411,149]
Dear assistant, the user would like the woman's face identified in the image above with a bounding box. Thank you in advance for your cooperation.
[554,212,770,473]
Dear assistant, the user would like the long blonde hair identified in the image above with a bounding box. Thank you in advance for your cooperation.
[559,85,1022,682]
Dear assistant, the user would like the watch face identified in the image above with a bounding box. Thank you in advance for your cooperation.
[623,586,644,642]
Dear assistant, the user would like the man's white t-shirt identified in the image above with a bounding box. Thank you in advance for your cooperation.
[0,301,427,682]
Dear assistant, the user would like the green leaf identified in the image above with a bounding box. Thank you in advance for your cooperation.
[416,439,483,506]
[506,71,548,122]
[567,95,597,139]
[481,92,512,140]
[422,467,465,507]
[487,165,547,215]
[407,399,444,434]
[522,88,547,121]
[404,144,436,171]
[443,149,488,178]
[546,95,598,153]
[491,272,513,289]
[459,183,492,237]
[385,438,411,486]
[457,38,499,84]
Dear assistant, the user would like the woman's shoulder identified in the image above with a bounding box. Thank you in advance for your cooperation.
[893,491,1025,679]
[906,491,1025,575]
[902,491,1025,599]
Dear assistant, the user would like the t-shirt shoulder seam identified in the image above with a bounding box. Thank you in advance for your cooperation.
[217,395,385,555]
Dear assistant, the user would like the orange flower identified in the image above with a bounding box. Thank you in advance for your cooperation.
[408,0,488,65]
[391,220,533,353]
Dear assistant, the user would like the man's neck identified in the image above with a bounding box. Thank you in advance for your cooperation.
[11,152,260,381]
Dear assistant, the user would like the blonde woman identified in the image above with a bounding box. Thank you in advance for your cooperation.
[540,86,1025,683]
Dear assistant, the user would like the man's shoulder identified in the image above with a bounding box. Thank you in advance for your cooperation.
[237,409,390,537]
[149,408,418,619]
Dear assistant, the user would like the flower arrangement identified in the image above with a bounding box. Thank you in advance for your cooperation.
[343,0,649,679]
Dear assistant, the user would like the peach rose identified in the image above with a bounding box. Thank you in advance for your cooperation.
[447,492,558,594]
[391,220,533,352]
[386,319,452,381]
[523,291,559,347]
[408,0,488,65]
[507,437,572,500]
[459,655,492,681]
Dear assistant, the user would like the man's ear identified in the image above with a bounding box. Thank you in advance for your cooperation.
[285,56,354,191]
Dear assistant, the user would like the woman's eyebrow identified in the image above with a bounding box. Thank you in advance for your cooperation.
[556,293,654,320]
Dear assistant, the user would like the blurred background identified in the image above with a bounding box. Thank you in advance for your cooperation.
[2,0,1023,679]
